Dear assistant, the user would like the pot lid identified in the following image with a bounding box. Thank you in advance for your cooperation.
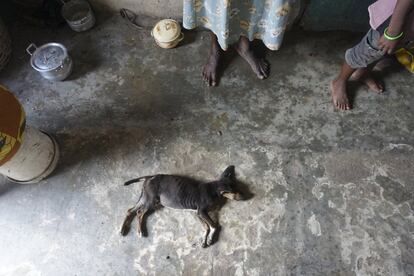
[32,43,67,70]
[152,19,181,43]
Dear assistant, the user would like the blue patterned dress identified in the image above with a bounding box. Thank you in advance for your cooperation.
[183,0,300,50]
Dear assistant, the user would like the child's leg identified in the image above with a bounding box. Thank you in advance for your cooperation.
[331,29,386,110]
[350,65,384,93]
[331,62,356,110]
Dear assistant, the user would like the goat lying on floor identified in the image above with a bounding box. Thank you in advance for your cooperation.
[120,165,244,248]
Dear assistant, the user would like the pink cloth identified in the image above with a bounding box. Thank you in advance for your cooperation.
[369,0,414,41]
[368,0,397,30]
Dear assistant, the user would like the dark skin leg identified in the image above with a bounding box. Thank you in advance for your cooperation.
[235,36,270,80]
[330,0,413,111]
[350,67,384,93]
[331,62,355,110]
[203,32,223,87]
[331,61,386,110]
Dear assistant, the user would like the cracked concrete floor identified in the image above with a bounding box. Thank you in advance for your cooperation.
[0,14,414,276]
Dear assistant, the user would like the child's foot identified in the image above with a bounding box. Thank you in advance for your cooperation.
[373,57,394,72]
[331,79,351,110]
[235,36,269,79]
[350,68,384,93]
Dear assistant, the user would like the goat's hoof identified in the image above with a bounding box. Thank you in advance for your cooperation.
[120,227,130,236]
[201,242,208,248]
[207,238,214,246]
[139,231,148,238]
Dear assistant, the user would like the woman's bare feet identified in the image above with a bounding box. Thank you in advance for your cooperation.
[350,68,384,93]
[235,36,269,79]
[203,32,223,87]
[331,79,351,110]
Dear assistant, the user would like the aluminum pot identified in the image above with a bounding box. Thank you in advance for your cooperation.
[26,42,73,81]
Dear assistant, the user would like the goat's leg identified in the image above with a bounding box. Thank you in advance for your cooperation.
[197,212,210,248]
[120,203,143,236]
[199,209,220,246]
[136,206,151,237]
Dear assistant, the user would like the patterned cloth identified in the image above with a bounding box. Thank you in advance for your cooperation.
[183,0,300,51]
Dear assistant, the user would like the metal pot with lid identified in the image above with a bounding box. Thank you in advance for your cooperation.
[26,42,73,81]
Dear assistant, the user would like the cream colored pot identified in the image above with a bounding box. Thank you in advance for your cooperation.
[151,19,184,49]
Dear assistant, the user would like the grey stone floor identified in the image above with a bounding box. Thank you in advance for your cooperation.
[1,14,414,276]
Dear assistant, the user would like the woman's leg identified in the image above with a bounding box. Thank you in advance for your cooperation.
[235,36,270,80]
[203,31,223,87]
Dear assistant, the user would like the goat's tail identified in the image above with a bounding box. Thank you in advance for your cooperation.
[124,175,155,186]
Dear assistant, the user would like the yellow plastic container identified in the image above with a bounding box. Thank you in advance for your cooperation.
[395,48,414,73]
[0,85,25,166]
[0,85,59,183]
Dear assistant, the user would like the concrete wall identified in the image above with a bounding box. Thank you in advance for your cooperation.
[0,0,375,32]
[89,0,183,18]
[301,0,376,32]
[89,0,374,32]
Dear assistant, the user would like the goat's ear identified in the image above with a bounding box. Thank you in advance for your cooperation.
[220,165,235,179]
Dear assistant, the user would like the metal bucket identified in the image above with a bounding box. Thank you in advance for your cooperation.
[0,126,60,184]
[61,0,95,32]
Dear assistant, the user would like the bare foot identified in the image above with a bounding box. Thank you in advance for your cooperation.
[203,51,221,86]
[203,32,223,87]
[331,79,351,110]
[235,36,269,79]
[372,57,394,72]
[350,68,384,93]
[362,76,384,93]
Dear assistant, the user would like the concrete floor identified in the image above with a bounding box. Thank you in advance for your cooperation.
[1,14,414,276]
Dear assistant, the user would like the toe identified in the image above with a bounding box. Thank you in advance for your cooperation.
[257,68,266,79]
[377,84,384,93]
[260,65,269,78]
[211,75,218,87]
[205,75,212,86]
